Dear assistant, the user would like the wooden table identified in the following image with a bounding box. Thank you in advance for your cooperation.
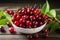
[0,3,60,40]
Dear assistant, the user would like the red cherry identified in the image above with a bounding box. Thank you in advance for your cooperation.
[13,14,17,17]
[22,15,29,19]
[43,33,48,38]
[33,21,38,25]
[16,15,21,21]
[12,17,15,22]
[42,28,48,33]
[17,10,22,15]
[9,10,14,15]
[21,10,26,15]
[27,8,31,14]
[26,20,31,26]
[34,9,40,15]
[30,15,35,20]
[19,24,25,28]
[32,25,37,28]
[36,15,39,18]
[7,22,12,27]
[27,35,32,39]
[14,21,19,26]
[34,33,39,39]
[22,8,27,10]
[42,14,47,20]
[0,26,5,31]
[19,18,25,24]
[31,8,35,12]
[9,27,14,33]
[39,22,43,25]
[5,9,10,14]
[38,17,41,20]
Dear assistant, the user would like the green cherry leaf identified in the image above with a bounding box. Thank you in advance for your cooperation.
[41,1,49,14]
[45,21,59,33]
[49,21,59,33]
[47,9,56,18]
[56,15,60,21]
[3,11,11,21]
[0,19,8,25]
[0,10,3,19]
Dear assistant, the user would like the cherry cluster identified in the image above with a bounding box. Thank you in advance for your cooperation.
[5,8,47,28]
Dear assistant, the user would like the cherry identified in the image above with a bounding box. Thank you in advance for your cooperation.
[27,8,31,14]
[9,10,14,16]
[19,24,25,28]
[22,8,27,10]
[42,28,48,33]
[19,18,25,24]
[32,25,37,28]
[38,17,41,20]
[42,14,47,20]
[0,26,5,32]
[9,27,14,33]
[34,9,40,15]
[26,20,31,26]
[27,35,32,39]
[39,22,43,26]
[12,17,15,22]
[14,21,19,26]
[5,9,10,14]
[33,21,38,25]
[16,15,21,21]
[22,15,29,19]
[35,15,39,18]
[18,9,21,14]
[43,33,48,38]
[13,14,17,17]
[21,9,26,15]
[30,15,35,20]
[7,22,12,27]
[34,33,39,39]
[31,8,35,12]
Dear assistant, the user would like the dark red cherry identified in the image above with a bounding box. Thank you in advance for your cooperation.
[16,15,21,21]
[31,8,35,12]
[9,27,14,33]
[34,9,40,15]
[12,17,15,22]
[26,20,31,26]
[27,35,32,39]
[43,33,48,38]
[33,21,38,25]
[42,14,47,20]
[14,21,19,26]
[32,25,37,28]
[34,33,39,39]
[7,22,12,27]
[30,15,35,20]
[5,9,10,14]
[42,28,48,33]
[9,10,14,16]
[19,18,25,24]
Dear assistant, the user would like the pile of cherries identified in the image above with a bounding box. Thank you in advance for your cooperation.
[7,8,47,28]
[5,8,49,39]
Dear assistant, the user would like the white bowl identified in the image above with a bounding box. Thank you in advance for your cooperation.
[11,21,46,34]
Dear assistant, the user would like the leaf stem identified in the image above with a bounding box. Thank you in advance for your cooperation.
[55,17,60,23]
